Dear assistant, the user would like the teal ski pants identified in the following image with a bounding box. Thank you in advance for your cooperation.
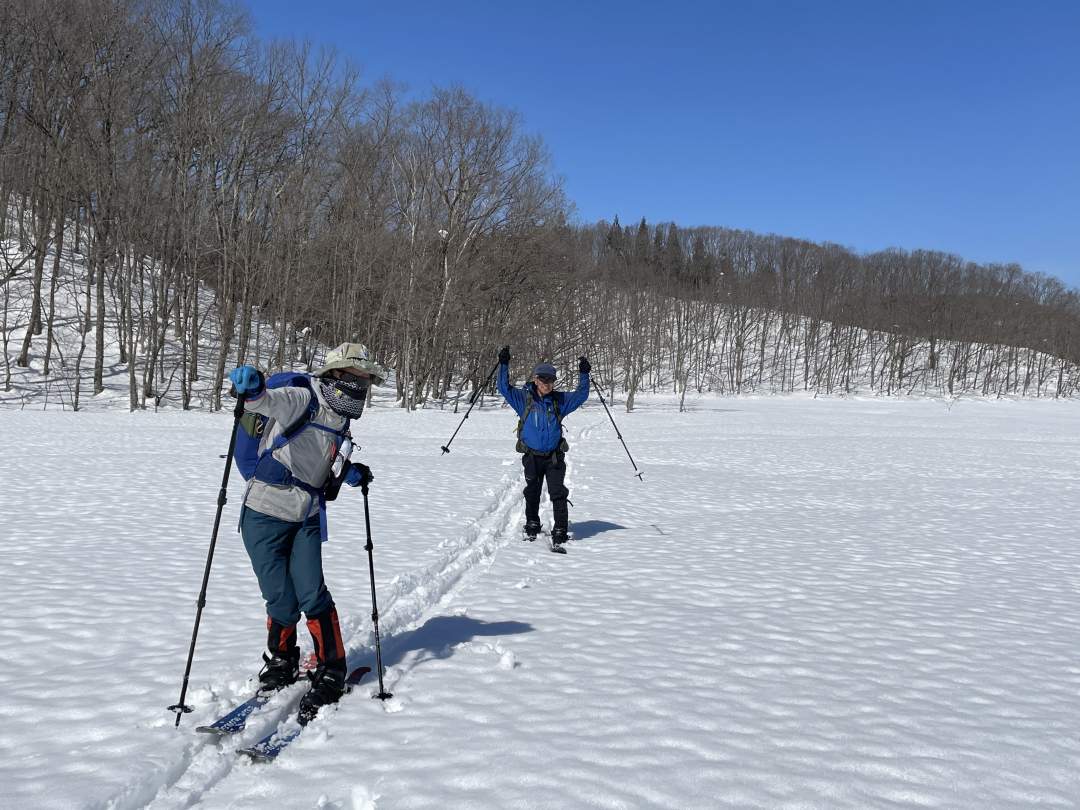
[240,507,334,627]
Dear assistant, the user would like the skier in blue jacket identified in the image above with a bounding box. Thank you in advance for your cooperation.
[496,346,590,545]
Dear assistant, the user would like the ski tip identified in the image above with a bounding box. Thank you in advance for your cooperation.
[347,665,372,684]
[195,725,228,735]
[240,729,299,762]
[238,747,275,763]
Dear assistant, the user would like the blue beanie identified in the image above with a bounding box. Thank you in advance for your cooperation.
[533,362,557,380]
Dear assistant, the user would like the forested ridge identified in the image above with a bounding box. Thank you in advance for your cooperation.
[3,0,1078,411]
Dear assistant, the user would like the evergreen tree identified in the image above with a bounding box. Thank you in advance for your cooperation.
[605,215,624,255]
[665,223,685,279]
[689,233,713,288]
[633,218,650,265]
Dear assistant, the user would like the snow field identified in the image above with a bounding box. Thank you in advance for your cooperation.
[2,396,1080,808]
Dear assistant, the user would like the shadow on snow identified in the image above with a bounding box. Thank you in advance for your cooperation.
[569,519,626,540]
[379,614,534,670]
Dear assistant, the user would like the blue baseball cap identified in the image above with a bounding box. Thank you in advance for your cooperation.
[532,362,557,380]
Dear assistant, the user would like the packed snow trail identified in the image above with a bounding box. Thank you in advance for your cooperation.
[4,397,1080,808]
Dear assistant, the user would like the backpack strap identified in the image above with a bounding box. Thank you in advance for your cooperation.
[266,387,320,453]
[516,391,535,441]
[515,388,566,453]
[254,388,348,493]
[251,393,351,542]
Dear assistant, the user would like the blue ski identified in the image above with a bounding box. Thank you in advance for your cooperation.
[196,655,318,736]
[196,692,274,736]
[239,666,372,762]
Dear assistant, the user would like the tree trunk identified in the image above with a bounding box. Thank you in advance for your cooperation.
[42,209,65,377]
[15,205,50,367]
[94,235,106,395]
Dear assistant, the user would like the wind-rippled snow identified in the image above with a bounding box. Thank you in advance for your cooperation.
[2,396,1080,809]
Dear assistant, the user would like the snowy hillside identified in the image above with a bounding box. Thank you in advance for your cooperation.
[6,231,1078,414]
[3,395,1080,808]
[1,235,318,412]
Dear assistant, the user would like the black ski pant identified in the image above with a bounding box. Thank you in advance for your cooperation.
[522,451,569,531]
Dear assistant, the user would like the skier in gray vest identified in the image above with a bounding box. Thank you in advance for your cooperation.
[496,346,590,547]
[227,342,387,723]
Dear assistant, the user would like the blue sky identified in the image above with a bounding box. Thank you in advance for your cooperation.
[250,1,1080,287]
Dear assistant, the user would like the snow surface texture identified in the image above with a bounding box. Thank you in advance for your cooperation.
[2,396,1080,809]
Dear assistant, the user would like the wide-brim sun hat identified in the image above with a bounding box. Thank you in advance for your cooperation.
[316,342,389,385]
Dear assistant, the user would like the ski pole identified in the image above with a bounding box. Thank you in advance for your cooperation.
[593,377,644,482]
[360,480,393,700]
[440,361,499,454]
[169,396,245,727]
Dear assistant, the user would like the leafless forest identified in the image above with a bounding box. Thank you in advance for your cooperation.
[3,0,1079,411]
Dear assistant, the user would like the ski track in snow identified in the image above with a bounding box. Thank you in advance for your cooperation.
[4,396,1080,808]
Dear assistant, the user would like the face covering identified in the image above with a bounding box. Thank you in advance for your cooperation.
[320,377,368,418]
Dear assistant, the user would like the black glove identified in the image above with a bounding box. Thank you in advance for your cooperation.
[498,345,511,365]
[578,356,591,375]
[346,461,374,487]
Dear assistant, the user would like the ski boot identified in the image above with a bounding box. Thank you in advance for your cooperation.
[549,527,569,554]
[257,620,301,692]
[257,648,300,693]
[523,520,542,541]
[297,607,348,724]
[297,660,348,725]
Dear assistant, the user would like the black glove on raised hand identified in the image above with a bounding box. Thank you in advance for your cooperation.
[578,356,591,375]
[498,345,511,365]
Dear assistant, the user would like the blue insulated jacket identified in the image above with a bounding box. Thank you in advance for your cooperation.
[498,364,590,453]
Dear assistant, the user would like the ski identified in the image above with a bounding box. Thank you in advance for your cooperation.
[549,539,567,554]
[238,666,372,762]
[196,691,274,736]
[196,654,318,736]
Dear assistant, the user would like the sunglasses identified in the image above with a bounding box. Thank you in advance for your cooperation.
[534,375,556,384]
[332,370,371,387]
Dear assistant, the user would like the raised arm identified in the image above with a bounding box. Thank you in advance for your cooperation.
[496,352,526,417]
[228,366,311,425]
[559,371,590,415]
[244,385,312,425]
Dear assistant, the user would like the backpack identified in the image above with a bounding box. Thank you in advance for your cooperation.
[234,371,326,483]
[515,389,570,455]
